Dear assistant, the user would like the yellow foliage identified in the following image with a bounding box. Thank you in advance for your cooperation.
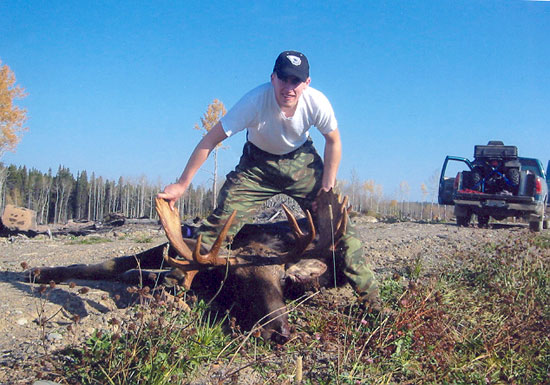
[194,99,226,148]
[421,182,428,197]
[362,179,374,193]
[0,59,28,157]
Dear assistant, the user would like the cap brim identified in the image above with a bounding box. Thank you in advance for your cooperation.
[276,68,308,83]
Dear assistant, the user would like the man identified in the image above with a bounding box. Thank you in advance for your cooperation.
[158,51,381,310]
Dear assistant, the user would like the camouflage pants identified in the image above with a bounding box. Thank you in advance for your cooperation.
[198,138,378,297]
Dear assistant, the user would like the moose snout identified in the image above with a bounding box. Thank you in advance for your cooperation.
[262,317,291,344]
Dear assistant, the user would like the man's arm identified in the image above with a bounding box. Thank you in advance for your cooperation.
[321,128,342,191]
[157,121,228,210]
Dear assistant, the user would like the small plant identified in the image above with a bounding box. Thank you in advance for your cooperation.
[66,236,112,245]
[22,262,87,356]
[533,233,550,249]
[60,294,235,384]
[134,235,153,244]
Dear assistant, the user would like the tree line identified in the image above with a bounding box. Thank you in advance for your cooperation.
[0,163,215,225]
[1,162,448,226]
[338,168,447,222]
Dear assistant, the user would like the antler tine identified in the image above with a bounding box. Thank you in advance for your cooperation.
[281,204,316,260]
[182,270,198,289]
[334,195,349,241]
[158,208,238,289]
[161,256,198,289]
[155,197,194,261]
[334,206,348,242]
[282,204,304,236]
[311,189,351,251]
[193,210,238,266]
[342,195,349,208]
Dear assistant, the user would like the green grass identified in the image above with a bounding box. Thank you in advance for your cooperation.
[133,235,154,244]
[66,236,112,245]
[40,230,550,384]
[61,299,235,385]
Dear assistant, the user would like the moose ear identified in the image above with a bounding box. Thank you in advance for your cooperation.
[284,259,327,284]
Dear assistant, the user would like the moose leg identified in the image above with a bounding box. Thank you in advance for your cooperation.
[30,243,175,283]
[119,266,187,287]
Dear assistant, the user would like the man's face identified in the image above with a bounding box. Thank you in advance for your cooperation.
[271,72,311,110]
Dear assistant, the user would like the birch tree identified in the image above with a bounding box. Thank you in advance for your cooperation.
[420,182,429,220]
[363,179,375,213]
[399,180,410,218]
[427,169,440,221]
[194,99,227,207]
[0,163,7,210]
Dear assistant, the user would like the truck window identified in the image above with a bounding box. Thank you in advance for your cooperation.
[519,158,543,177]
[442,160,469,180]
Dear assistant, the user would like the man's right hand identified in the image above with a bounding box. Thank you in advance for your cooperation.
[157,183,187,211]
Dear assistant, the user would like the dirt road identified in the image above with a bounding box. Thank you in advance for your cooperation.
[0,219,531,383]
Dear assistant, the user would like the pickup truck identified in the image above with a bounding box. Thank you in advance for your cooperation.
[438,141,548,231]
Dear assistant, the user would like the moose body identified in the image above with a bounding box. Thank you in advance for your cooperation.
[30,190,349,343]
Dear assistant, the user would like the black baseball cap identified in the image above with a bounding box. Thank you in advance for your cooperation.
[273,51,309,83]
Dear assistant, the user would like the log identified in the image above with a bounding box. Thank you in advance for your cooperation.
[124,218,159,225]
[0,207,159,238]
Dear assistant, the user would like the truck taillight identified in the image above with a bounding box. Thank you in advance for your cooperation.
[535,177,543,194]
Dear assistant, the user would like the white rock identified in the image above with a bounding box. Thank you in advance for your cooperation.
[47,332,63,342]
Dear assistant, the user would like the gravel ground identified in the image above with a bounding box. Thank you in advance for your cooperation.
[0,218,533,384]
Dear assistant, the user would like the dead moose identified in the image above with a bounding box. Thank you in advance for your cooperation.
[30,189,350,343]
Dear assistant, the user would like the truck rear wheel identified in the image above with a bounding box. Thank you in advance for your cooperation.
[456,213,472,227]
[478,215,490,228]
[529,219,543,232]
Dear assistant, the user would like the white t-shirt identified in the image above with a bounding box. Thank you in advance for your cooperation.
[220,83,337,155]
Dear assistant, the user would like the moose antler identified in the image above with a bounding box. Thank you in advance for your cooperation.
[155,197,194,260]
[312,188,349,250]
[155,195,331,289]
[155,198,238,288]
[281,204,316,261]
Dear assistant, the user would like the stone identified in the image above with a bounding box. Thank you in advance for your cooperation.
[16,318,28,326]
[46,332,63,342]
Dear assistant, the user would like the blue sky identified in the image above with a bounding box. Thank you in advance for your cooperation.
[1,0,549,201]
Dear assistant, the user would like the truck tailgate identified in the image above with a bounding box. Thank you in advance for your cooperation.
[455,190,535,204]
